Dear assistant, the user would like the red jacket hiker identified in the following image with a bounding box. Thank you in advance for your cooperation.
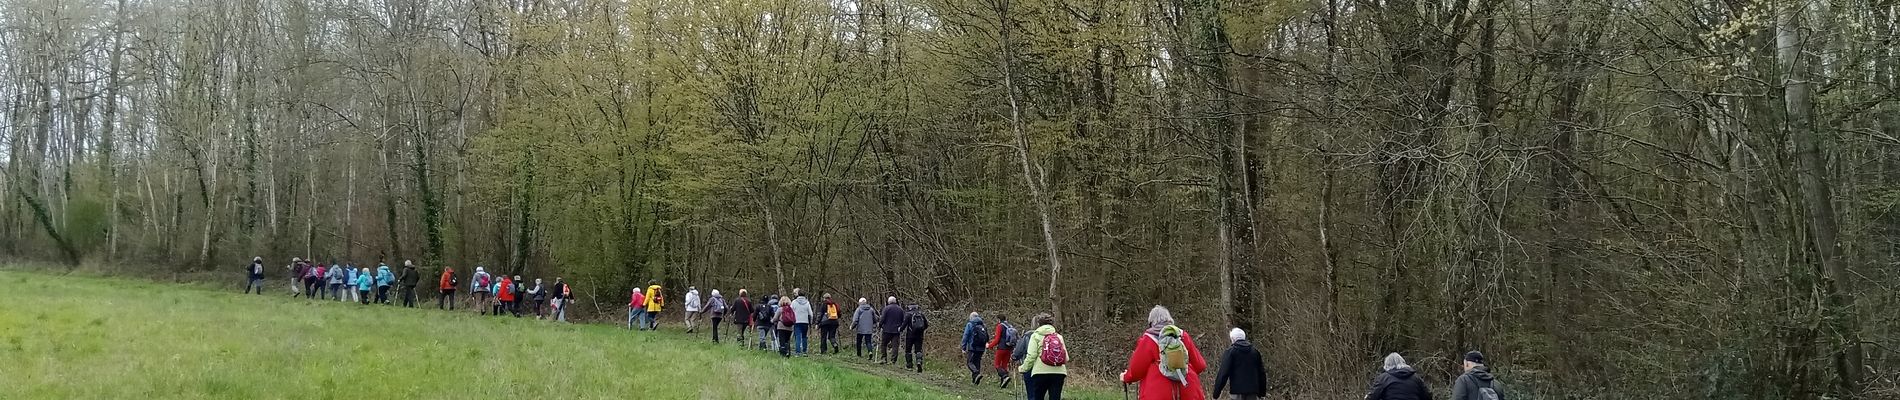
[1121,329,1210,400]
[497,277,515,301]
[630,290,646,309]
[986,322,1011,369]
[439,268,456,292]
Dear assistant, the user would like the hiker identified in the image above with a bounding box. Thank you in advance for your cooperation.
[529,278,547,318]
[399,262,421,308]
[472,267,494,314]
[1012,314,1036,398]
[325,263,345,301]
[732,289,754,344]
[852,298,876,359]
[756,296,777,350]
[343,265,360,302]
[243,257,266,294]
[878,296,905,365]
[551,277,572,322]
[707,289,728,342]
[684,286,703,333]
[1367,353,1432,400]
[819,293,841,354]
[438,267,458,310]
[903,303,930,372]
[985,313,1019,388]
[510,276,526,316]
[1018,312,1068,400]
[495,275,516,316]
[628,286,647,329]
[961,312,989,385]
[791,290,813,356]
[302,261,323,299]
[643,281,665,330]
[1450,351,1500,400]
[1119,305,1209,400]
[375,264,394,304]
[355,267,374,304]
[287,258,305,296]
[776,295,796,357]
[1211,328,1267,400]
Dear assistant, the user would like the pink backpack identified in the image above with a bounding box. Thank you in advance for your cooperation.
[1039,332,1069,366]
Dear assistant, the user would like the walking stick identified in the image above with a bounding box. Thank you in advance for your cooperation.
[1123,383,1131,400]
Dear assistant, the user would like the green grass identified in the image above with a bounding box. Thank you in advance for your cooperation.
[0,269,962,399]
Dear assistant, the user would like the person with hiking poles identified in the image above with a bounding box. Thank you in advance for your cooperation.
[628,286,647,329]
[791,289,814,356]
[643,281,665,330]
[985,312,1018,388]
[757,295,778,350]
[354,267,374,305]
[399,262,421,308]
[551,277,573,322]
[1366,353,1432,400]
[472,267,494,314]
[375,263,394,304]
[1211,328,1267,400]
[878,296,905,365]
[495,275,516,316]
[438,267,458,310]
[818,293,842,354]
[1449,351,1501,400]
[707,289,728,342]
[731,289,753,344]
[852,297,876,359]
[961,312,989,385]
[903,303,929,372]
[1017,312,1068,400]
[684,286,703,333]
[776,295,797,357]
[1119,305,1209,400]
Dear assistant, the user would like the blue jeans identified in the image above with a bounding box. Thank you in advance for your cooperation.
[793,323,810,354]
[629,308,643,329]
[758,326,772,349]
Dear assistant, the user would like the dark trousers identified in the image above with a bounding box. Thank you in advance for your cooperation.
[330,284,344,300]
[358,290,371,304]
[401,287,417,307]
[711,317,723,342]
[533,299,545,317]
[880,332,901,363]
[905,334,925,370]
[303,278,319,298]
[1023,372,1036,399]
[856,333,874,358]
[439,290,456,309]
[375,286,390,304]
[777,329,793,357]
[1029,374,1065,400]
[819,323,839,353]
[966,350,985,382]
[646,311,660,329]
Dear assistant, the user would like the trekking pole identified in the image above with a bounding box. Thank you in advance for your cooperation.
[1122,383,1130,400]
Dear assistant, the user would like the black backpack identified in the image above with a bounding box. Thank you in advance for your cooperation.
[907,311,929,330]
[970,322,990,349]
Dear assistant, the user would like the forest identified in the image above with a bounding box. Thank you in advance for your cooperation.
[1,0,1895,398]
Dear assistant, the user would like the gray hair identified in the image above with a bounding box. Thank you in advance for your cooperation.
[887,296,898,304]
[1229,328,1246,342]
[1382,353,1411,371]
[1147,305,1175,328]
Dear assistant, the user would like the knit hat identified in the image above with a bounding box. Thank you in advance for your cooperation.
[1464,351,1485,364]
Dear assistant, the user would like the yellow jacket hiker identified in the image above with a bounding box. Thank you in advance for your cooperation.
[645,284,665,312]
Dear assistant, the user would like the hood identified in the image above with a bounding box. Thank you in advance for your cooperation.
[1033,325,1057,335]
[968,315,983,324]
[792,297,811,306]
[710,291,723,298]
[1385,367,1417,380]
[378,266,391,273]
[857,303,873,312]
[1466,365,1495,382]
[1232,339,1254,348]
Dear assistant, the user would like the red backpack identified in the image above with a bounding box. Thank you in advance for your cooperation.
[1039,332,1069,366]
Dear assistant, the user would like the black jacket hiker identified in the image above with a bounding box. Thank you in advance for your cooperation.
[1450,366,1500,400]
[1368,367,1433,400]
[1212,339,1267,397]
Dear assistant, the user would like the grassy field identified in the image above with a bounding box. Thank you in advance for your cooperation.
[0,269,971,399]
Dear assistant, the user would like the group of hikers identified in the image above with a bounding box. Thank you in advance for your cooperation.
[243,256,1503,400]
[240,257,579,320]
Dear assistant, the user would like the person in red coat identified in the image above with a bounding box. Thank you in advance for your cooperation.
[1119,305,1209,400]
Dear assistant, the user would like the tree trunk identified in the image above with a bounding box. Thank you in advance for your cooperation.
[997,0,1067,322]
